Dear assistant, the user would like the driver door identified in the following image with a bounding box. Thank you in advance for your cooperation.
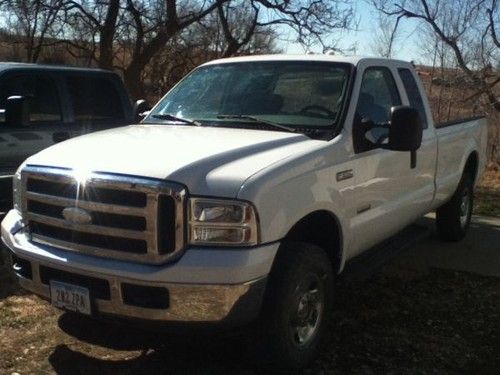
[348,64,433,256]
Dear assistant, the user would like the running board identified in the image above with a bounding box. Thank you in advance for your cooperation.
[341,223,431,283]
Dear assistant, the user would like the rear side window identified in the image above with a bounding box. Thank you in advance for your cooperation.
[0,74,61,123]
[66,76,124,122]
[356,67,401,125]
[398,68,428,128]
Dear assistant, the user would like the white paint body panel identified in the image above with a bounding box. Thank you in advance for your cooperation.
[2,55,488,283]
[433,118,488,207]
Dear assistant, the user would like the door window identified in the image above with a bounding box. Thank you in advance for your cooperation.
[356,67,401,125]
[398,68,428,128]
[66,75,124,123]
[353,67,401,153]
[0,74,61,123]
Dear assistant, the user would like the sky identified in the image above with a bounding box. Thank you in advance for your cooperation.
[282,2,423,63]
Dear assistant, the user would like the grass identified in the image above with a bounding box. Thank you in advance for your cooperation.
[475,169,500,217]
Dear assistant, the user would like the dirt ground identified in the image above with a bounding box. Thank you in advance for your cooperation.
[1,246,499,374]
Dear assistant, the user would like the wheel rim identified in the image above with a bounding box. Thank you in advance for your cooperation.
[459,186,471,228]
[289,273,324,346]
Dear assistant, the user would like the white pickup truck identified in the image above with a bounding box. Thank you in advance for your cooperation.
[1,55,487,371]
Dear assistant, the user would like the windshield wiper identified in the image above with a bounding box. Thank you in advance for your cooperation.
[151,113,201,126]
[216,114,296,133]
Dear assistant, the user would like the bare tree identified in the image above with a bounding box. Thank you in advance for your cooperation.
[373,0,500,113]
[0,0,356,98]
[217,1,260,57]
[370,13,402,58]
[373,0,500,164]
[0,0,65,62]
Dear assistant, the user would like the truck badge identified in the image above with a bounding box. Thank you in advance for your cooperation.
[62,207,92,225]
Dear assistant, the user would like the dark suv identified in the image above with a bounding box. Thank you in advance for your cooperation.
[0,63,142,215]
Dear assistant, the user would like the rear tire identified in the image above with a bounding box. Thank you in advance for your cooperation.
[256,242,334,373]
[436,171,474,241]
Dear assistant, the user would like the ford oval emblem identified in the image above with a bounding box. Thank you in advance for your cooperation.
[62,207,92,225]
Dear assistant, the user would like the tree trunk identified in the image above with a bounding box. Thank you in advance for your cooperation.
[98,0,120,70]
[124,62,145,100]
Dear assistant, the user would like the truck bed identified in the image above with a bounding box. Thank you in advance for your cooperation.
[433,116,488,208]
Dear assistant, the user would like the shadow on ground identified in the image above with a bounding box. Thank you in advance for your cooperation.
[392,215,500,278]
[51,313,261,374]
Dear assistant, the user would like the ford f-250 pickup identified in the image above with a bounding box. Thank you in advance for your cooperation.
[1,55,487,371]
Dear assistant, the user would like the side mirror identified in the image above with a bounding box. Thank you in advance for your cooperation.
[5,96,29,127]
[133,99,151,122]
[386,106,423,151]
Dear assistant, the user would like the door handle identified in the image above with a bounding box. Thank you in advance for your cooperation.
[53,132,70,143]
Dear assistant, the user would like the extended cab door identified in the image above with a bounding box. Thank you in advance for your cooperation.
[0,71,66,175]
[347,61,437,256]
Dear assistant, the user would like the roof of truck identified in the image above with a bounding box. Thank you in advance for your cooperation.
[0,62,114,74]
[203,54,410,67]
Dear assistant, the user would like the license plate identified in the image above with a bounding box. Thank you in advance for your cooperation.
[50,280,91,315]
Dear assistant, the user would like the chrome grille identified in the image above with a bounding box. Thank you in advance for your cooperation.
[20,166,186,264]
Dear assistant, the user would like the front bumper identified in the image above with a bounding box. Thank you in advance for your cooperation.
[1,210,278,326]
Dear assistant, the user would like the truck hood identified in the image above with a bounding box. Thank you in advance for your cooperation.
[26,124,323,197]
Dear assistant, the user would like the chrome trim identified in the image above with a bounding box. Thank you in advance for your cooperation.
[26,191,146,216]
[20,165,186,264]
[27,213,149,240]
[11,254,265,324]
[188,197,259,246]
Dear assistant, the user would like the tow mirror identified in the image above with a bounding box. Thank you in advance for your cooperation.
[386,106,423,151]
[5,96,29,127]
[134,99,151,122]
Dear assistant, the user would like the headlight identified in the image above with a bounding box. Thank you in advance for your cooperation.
[189,198,259,246]
[12,166,23,213]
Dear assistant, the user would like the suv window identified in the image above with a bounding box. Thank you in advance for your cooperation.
[66,76,124,122]
[356,67,401,125]
[0,74,61,123]
[398,68,428,128]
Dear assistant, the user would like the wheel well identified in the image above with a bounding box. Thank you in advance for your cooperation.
[283,210,342,273]
[464,152,479,182]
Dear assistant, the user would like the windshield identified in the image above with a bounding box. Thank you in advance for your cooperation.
[145,61,351,130]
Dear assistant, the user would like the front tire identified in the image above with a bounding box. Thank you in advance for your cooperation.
[436,172,474,241]
[257,242,334,373]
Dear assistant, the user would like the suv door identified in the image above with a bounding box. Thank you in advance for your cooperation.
[0,71,66,174]
[0,71,66,212]
[348,63,436,256]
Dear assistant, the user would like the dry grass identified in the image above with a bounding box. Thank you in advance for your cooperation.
[0,259,499,374]
[3,239,495,369]
[476,169,500,217]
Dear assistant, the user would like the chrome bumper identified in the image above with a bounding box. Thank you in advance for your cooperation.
[1,210,274,326]
[5,250,266,325]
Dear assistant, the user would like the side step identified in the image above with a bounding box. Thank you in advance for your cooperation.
[340,223,431,283]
